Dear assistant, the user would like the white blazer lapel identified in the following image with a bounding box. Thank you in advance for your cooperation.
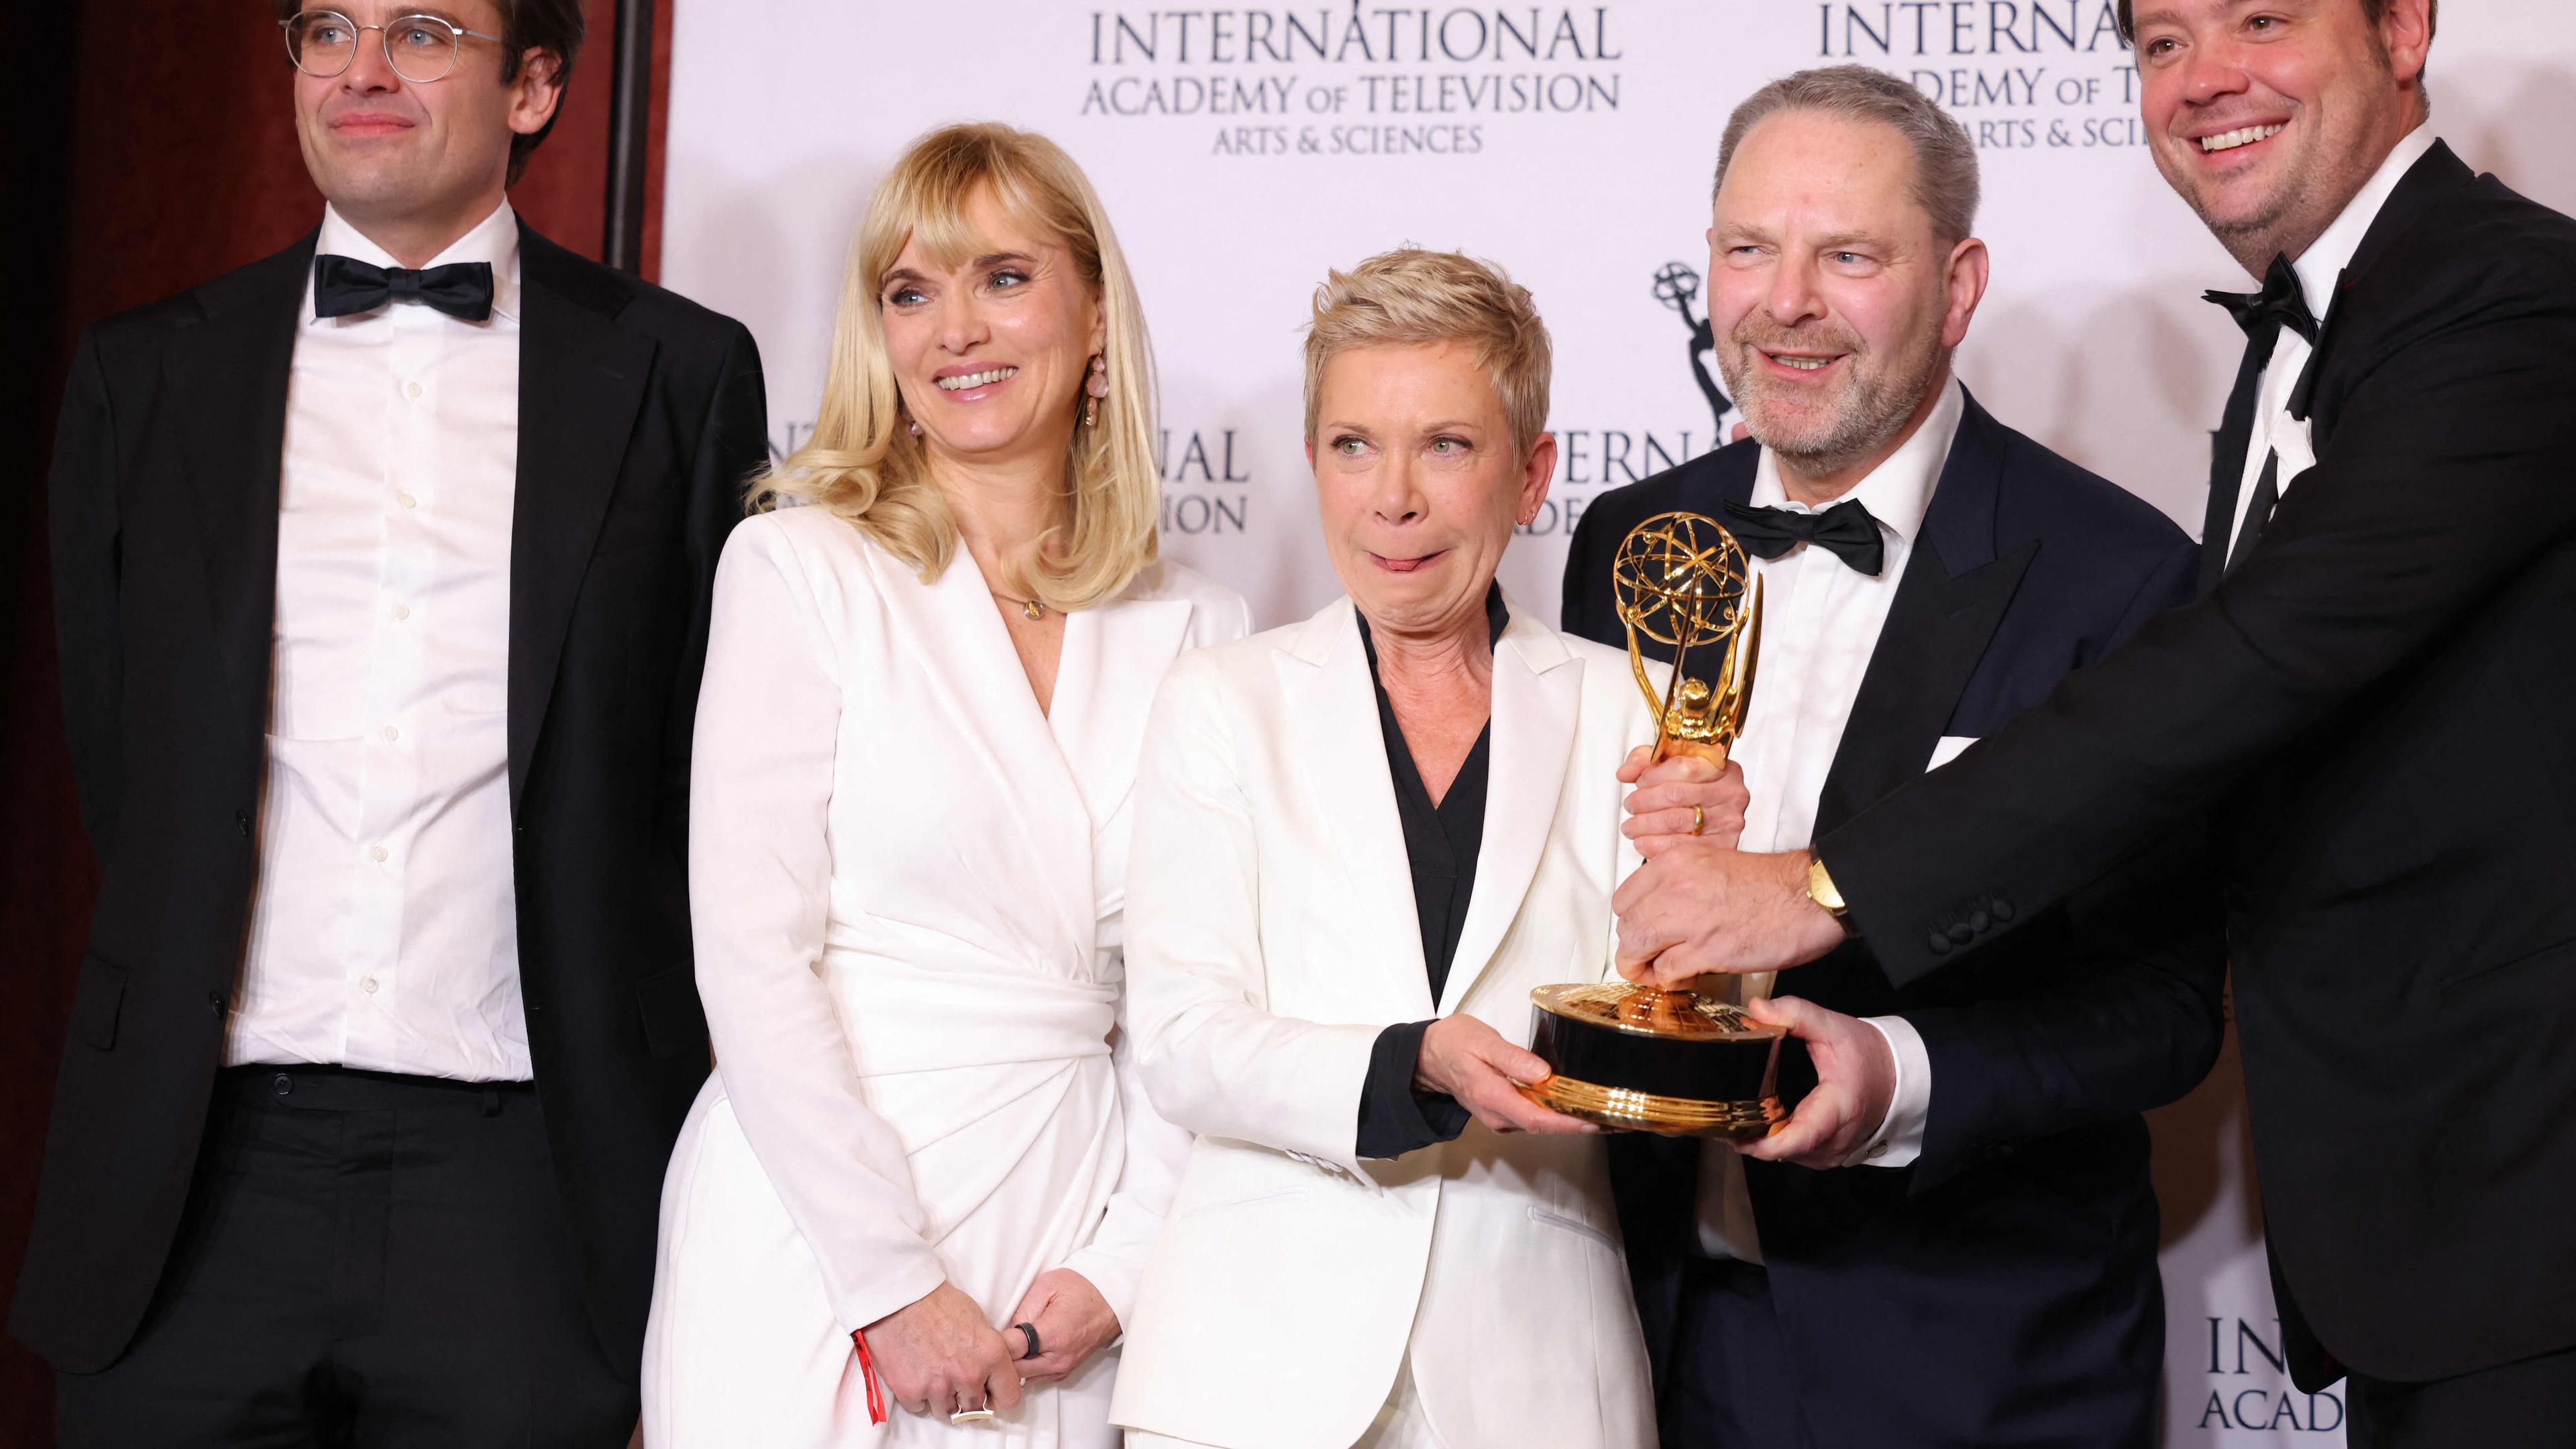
[1049,590,1195,830]
[863,546,1095,957]
[1276,598,1435,1020]
[1440,598,1580,1014]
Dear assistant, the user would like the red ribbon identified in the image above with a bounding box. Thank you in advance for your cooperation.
[851,1328,889,1425]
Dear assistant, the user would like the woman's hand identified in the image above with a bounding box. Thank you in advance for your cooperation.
[1004,1269,1120,1384]
[1618,747,1749,858]
[859,1282,1022,1420]
[1415,1015,1599,1135]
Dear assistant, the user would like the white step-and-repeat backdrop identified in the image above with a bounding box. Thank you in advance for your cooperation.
[662,3,2576,1441]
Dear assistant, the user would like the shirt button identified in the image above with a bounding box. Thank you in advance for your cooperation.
[362,978,380,995]
[380,725,399,743]
[391,603,410,621]
[405,381,423,399]
[369,844,388,862]
[396,492,418,510]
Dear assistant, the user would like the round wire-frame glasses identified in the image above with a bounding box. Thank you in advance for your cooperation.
[280,10,503,84]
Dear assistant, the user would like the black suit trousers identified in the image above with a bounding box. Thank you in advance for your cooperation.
[1659,1259,1817,1449]
[55,1067,633,1449]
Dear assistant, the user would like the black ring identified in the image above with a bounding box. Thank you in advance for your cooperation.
[1014,1322,1042,1360]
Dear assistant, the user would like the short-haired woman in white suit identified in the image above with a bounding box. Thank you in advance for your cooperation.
[643,123,1248,1446]
[1111,251,1695,1449]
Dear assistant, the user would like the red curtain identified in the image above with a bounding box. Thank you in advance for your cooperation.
[0,3,671,1439]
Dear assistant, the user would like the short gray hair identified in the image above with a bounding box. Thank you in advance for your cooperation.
[1714,66,1981,249]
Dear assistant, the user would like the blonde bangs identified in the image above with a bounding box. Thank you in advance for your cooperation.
[754,123,1162,613]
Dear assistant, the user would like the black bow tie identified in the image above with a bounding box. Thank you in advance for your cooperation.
[1721,497,1887,577]
[2204,251,2318,347]
[313,254,495,322]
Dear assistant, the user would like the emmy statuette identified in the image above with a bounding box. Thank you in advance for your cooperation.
[1521,511,1788,1140]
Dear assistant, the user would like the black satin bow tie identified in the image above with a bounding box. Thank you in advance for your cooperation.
[313,254,495,322]
[2204,251,2318,347]
[1721,497,1887,577]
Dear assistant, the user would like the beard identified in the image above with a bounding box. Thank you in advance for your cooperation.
[1717,317,1949,479]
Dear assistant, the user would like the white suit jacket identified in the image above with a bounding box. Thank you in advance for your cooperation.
[684,506,1249,1337]
[1110,594,1658,1449]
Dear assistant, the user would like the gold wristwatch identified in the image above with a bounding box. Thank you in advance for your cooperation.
[1804,857,1849,919]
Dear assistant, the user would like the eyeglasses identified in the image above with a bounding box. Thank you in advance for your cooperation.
[281,10,502,84]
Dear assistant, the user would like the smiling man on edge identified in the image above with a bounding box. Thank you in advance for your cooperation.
[22,5,767,1444]
[1610,3,2576,1442]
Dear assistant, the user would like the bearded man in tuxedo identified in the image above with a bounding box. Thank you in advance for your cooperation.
[1613,3,2576,1443]
[22,4,767,1444]
[1563,66,2224,1448]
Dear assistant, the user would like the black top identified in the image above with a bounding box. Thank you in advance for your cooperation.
[1352,586,1507,1159]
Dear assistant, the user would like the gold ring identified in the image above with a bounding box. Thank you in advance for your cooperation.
[1689,804,1705,836]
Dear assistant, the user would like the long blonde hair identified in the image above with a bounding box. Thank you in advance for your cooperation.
[755,123,1160,611]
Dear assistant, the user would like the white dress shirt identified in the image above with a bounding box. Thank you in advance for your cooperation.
[228,201,531,1082]
[1695,377,1961,1260]
[2223,125,2438,557]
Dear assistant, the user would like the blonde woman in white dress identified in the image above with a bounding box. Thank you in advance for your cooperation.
[642,123,1248,1448]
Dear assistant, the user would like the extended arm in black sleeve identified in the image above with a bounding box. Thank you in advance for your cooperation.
[1901,819,2228,1189]
[1823,278,2576,987]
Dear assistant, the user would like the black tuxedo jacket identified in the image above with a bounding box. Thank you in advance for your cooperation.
[19,223,767,1375]
[1817,144,2576,1389]
[1566,392,2225,1446]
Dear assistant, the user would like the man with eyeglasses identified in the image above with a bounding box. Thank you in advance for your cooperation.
[18,3,767,1444]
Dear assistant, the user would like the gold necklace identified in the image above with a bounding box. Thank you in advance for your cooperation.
[991,591,1047,621]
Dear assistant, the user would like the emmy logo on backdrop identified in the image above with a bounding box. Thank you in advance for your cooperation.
[1522,511,1790,1140]
[1652,260,1735,439]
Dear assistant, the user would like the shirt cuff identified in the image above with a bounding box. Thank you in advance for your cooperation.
[1848,1016,1933,1169]
[1054,1248,1138,1340]
[1356,1020,1472,1160]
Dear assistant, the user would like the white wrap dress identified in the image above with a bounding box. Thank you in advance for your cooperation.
[643,505,1250,1446]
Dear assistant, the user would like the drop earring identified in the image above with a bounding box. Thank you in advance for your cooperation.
[1083,354,1109,427]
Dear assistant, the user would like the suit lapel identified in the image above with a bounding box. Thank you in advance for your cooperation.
[1440,598,1579,1014]
[506,228,657,809]
[1048,584,1194,828]
[2199,337,2267,594]
[1814,394,2035,838]
[2288,140,2476,439]
[1278,600,1434,1020]
[865,543,1098,955]
[168,235,315,743]
[2199,142,2475,589]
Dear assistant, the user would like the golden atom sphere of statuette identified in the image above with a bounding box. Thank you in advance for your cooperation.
[1609,511,1763,765]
